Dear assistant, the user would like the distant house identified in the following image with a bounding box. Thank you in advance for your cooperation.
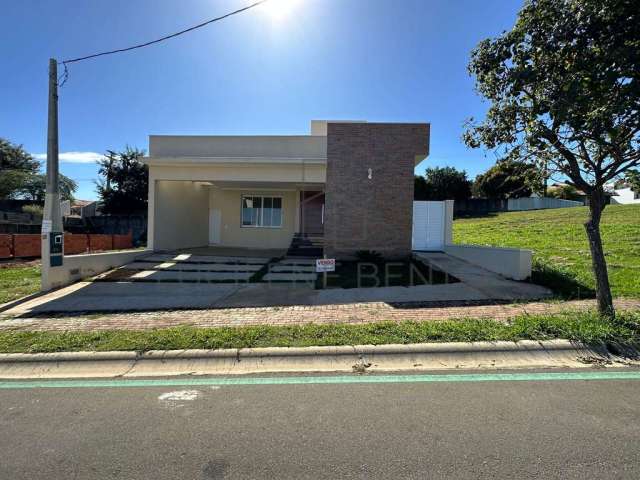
[611,186,640,205]
[69,200,101,218]
[549,182,613,206]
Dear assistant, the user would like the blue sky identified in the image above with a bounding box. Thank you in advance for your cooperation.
[1,0,523,200]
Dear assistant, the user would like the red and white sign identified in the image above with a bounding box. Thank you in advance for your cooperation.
[316,258,335,273]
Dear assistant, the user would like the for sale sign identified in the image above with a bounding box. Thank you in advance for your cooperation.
[316,258,335,273]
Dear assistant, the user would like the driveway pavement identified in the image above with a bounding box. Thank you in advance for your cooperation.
[0,252,551,316]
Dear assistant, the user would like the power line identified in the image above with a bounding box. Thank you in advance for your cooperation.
[58,0,267,82]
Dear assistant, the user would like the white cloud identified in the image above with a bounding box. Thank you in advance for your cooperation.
[33,151,104,164]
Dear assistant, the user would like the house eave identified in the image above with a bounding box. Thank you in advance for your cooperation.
[143,156,327,167]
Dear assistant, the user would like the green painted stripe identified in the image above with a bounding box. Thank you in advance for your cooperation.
[1,371,640,389]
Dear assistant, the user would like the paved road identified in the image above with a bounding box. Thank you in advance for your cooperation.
[1,370,639,479]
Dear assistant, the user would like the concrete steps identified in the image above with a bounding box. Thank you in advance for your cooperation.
[286,233,324,258]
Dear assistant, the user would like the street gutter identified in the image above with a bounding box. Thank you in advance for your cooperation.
[0,340,636,379]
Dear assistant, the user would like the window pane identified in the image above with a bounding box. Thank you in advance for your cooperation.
[273,198,282,226]
[242,196,281,227]
[253,197,262,226]
[272,199,282,226]
[242,209,252,226]
[242,197,259,226]
[263,207,272,226]
[242,197,252,225]
[262,197,272,226]
[272,208,282,227]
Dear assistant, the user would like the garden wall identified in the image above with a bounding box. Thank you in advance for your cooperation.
[0,232,133,259]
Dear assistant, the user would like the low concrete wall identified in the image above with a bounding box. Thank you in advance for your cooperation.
[42,249,151,291]
[444,244,532,280]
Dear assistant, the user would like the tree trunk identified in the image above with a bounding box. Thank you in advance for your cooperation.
[584,189,614,317]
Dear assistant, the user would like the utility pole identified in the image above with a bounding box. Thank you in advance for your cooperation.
[41,58,64,290]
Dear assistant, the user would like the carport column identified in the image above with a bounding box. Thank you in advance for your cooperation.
[147,174,156,251]
[294,189,301,232]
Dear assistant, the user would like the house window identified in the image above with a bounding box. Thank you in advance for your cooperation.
[241,195,282,228]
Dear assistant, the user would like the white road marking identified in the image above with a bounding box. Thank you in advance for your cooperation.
[158,389,201,404]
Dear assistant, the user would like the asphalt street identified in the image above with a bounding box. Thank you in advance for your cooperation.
[0,370,639,479]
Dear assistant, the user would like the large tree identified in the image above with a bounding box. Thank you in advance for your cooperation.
[96,147,148,214]
[464,0,640,317]
[0,138,40,199]
[415,167,472,201]
[17,174,77,202]
[0,137,76,201]
[472,160,543,199]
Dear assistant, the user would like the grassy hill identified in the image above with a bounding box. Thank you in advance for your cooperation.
[453,204,640,298]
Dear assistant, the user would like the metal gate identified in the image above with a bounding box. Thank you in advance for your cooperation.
[412,201,446,251]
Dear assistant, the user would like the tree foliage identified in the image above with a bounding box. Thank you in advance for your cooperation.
[414,167,472,201]
[0,138,40,199]
[464,0,640,317]
[17,174,77,202]
[472,160,543,199]
[96,147,148,214]
[624,170,640,194]
[0,137,76,201]
[547,184,583,201]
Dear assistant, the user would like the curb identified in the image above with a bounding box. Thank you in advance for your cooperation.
[0,340,631,379]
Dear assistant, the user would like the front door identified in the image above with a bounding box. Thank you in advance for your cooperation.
[300,191,324,234]
[209,208,221,244]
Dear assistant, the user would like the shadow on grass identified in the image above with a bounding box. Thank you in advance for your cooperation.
[531,262,596,300]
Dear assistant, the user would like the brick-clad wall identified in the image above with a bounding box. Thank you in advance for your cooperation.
[88,234,113,252]
[324,122,430,259]
[112,232,133,250]
[64,234,89,255]
[13,234,41,258]
[0,233,136,259]
[0,234,12,258]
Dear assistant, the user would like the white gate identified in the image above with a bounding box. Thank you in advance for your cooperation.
[412,201,446,251]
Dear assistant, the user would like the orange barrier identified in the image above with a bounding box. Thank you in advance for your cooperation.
[0,232,134,259]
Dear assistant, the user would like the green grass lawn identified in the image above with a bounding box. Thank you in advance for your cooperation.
[0,265,41,305]
[0,311,638,353]
[454,204,640,298]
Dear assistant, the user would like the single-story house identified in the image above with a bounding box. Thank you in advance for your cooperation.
[610,186,640,205]
[144,120,429,259]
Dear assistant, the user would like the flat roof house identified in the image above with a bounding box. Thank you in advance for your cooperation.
[144,120,430,259]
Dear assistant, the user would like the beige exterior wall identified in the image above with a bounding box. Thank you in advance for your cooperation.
[150,135,326,159]
[209,188,297,249]
[153,181,209,251]
[149,163,325,184]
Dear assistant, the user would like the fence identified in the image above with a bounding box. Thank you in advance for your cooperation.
[0,232,133,260]
[507,197,583,211]
[453,199,507,217]
[454,197,582,216]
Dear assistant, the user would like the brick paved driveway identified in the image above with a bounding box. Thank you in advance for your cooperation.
[0,299,638,332]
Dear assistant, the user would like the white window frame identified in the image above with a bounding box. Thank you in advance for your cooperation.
[241,195,283,228]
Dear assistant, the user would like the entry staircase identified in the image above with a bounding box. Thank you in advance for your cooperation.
[286,233,324,258]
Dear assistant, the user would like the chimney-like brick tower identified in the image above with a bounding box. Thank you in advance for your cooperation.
[324,122,430,259]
